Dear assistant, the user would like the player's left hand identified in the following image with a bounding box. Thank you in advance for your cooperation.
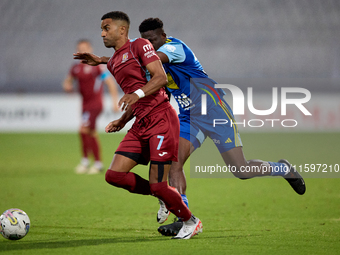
[118,93,139,111]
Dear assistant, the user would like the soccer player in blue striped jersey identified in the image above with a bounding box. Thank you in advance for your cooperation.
[138,18,306,236]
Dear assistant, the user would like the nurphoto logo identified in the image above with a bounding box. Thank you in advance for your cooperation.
[201,84,312,128]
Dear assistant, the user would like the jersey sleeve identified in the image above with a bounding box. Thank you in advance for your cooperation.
[98,65,110,80]
[133,38,160,66]
[158,42,186,64]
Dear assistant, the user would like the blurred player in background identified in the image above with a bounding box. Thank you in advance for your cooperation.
[74,11,202,239]
[63,39,120,174]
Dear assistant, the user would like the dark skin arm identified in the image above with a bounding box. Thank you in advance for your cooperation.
[73,52,169,65]
[155,52,169,64]
[73,53,110,66]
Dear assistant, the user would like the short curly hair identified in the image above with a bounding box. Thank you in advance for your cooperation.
[139,18,163,33]
[101,11,130,25]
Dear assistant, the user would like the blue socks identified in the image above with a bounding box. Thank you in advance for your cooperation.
[268,162,289,177]
[181,194,189,208]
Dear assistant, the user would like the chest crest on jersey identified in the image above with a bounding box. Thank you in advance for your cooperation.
[121,52,129,63]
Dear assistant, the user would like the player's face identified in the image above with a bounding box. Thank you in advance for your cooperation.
[141,29,166,51]
[76,42,93,53]
[101,18,121,48]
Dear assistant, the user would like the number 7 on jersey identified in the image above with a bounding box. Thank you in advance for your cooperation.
[156,135,164,150]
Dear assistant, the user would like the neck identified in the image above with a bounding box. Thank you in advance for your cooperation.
[114,36,129,51]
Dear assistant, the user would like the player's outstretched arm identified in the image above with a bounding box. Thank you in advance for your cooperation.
[118,60,167,111]
[73,52,110,66]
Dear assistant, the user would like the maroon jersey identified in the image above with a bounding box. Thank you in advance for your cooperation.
[107,38,169,120]
[70,63,107,110]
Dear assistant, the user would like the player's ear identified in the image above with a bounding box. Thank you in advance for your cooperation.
[120,26,125,35]
[120,24,128,35]
[161,32,167,42]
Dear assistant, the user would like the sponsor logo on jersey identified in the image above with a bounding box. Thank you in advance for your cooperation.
[144,51,156,58]
[158,152,168,157]
[175,93,195,110]
[142,44,152,52]
[213,139,220,144]
[142,44,157,58]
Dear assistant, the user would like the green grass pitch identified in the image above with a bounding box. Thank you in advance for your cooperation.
[0,132,339,254]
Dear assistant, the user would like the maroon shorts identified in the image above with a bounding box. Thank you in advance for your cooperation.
[115,106,179,165]
[81,108,102,130]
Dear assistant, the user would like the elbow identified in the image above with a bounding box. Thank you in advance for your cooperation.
[160,73,168,87]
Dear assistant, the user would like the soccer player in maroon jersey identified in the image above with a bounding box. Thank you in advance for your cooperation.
[74,11,202,239]
[63,39,120,174]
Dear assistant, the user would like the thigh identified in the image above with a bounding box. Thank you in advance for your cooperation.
[197,101,243,153]
[82,108,102,130]
[88,108,102,130]
[148,107,179,162]
[115,129,150,165]
[109,153,138,172]
[179,114,206,152]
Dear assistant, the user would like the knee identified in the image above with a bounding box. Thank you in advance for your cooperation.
[236,174,250,180]
[105,170,125,186]
[231,166,251,180]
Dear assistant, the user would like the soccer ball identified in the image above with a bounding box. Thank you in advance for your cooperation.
[0,209,30,240]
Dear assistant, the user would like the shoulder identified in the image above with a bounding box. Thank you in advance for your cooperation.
[158,37,186,63]
[130,38,159,62]
[160,37,185,52]
[132,37,149,44]
[130,38,153,50]
[69,62,81,75]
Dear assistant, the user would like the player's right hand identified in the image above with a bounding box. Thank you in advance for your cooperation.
[105,119,126,133]
[73,52,101,66]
